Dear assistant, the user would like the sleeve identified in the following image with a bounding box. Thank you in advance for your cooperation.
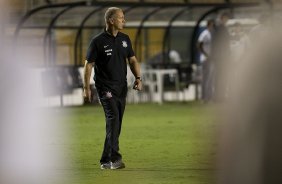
[85,38,98,63]
[127,35,135,58]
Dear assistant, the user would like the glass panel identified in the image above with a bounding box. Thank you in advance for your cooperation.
[56,7,97,27]
[24,8,66,27]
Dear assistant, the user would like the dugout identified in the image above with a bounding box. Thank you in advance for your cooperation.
[13,0,278,105]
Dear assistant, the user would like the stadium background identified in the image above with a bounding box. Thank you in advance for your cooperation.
[2,1,282,184]
[6,0,281,106]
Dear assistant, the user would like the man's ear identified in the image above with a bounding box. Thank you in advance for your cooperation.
[109,18,114,24]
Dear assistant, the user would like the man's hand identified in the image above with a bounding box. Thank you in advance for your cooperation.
[83,60,94,103]
[83,87,92,103]
[133,79,142,91]
[128,56,142,90]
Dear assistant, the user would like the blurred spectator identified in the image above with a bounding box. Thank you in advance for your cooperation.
[230,22,250,62]
[197,19,215,102]
[229,22,250,83]
[210,12,231,102]
[217,18,282,184]
[0,2,67,184]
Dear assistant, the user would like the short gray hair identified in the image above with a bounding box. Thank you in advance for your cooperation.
[104,7,122,24]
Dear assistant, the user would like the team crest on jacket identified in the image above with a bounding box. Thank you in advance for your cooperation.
[122,41,128,48]
[104,91,112,98]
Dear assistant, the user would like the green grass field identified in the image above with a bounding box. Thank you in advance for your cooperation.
[62,102,218,184]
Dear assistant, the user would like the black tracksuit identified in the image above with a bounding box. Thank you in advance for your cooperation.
[86,30,134,163]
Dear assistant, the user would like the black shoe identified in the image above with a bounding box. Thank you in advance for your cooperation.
[110,160,125,169]
[100,162,111,169]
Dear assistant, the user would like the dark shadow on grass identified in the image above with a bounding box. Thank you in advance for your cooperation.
[117,168,214,172]
[78,167,214,172]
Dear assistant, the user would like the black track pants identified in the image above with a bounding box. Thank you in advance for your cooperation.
[98,90,126,163]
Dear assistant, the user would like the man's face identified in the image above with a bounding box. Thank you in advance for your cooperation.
[112,10,125,30]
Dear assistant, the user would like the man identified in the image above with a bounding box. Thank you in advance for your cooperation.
[83,7,142,170]
[197,19,215,102]
[217,20,282,184]
[210,12,231,101]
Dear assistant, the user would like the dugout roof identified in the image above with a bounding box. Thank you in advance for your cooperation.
[15,0,281,66]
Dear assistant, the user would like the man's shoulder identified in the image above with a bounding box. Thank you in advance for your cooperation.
[95,32,104,39]
[118,32,130,39]
[91,32,106,42]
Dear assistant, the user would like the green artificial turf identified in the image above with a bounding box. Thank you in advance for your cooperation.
[61,102,217,184]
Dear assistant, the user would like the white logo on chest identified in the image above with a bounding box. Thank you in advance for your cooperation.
[122,41,128,48]
[105,48,112,56]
